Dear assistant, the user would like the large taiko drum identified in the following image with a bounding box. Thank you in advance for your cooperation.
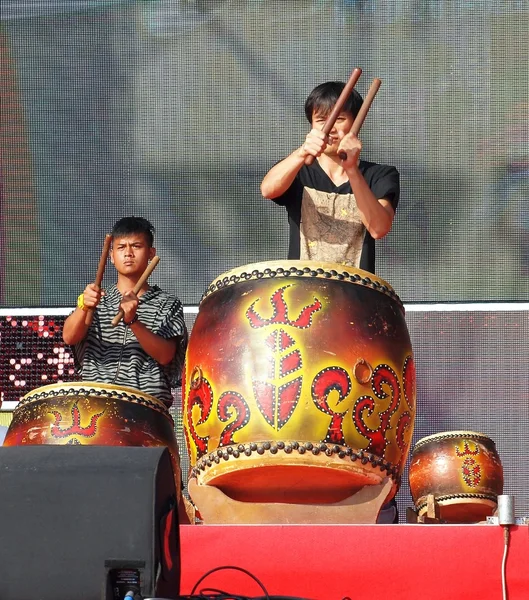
[3,381,182,495]
[183,260,416,505]
[408,431,504,523]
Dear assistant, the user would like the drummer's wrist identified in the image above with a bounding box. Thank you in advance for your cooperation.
[124,313,139,327]
[77,293,88,312]
[344,160,361,177]
[294,147,310,162]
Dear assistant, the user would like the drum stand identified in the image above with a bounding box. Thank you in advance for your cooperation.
[406,494,445,524]
[188,477,393,524]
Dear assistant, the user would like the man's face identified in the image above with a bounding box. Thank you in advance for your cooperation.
[111,233,155,277]
[311,109,355,155]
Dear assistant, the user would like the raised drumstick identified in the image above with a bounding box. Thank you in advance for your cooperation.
[338,77,382,160]
[85,234,112,326]
[305,67,362,166]
[111,255,160,327]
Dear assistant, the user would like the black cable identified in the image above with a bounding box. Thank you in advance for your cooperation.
[176,564,328,600]
[190,565,270,599]
[197,588,254,599]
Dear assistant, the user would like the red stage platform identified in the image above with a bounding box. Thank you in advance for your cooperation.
[180,524,528,599]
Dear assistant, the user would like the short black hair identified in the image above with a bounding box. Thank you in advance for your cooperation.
[304,81,363,123]
[111,216,155,247]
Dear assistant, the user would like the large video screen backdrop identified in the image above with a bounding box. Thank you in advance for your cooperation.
[1,0,528,307]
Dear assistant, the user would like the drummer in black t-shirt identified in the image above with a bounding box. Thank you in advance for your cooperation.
[260,81,401,523]
[260,80,399,274]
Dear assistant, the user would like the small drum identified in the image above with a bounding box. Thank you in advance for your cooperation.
[3,381,182,494]
[183,260,416,504]
[408,431,504,523]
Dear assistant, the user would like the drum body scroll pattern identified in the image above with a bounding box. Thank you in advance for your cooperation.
[183,261,416,505]
[4,381,182,494]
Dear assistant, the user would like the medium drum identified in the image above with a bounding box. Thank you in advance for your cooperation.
[408,431,504,523]
[3,381,182,494]
[183,260,416,504]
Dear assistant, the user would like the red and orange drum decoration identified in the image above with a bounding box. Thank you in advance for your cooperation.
[4,381,182,493]
[183,260,416,505]
[408,431,504,523]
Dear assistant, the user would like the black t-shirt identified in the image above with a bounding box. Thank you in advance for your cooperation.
[273,159,400,273]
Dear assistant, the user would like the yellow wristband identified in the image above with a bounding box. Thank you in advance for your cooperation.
[77,293,88,312]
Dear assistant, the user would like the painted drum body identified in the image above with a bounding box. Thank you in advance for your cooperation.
[4,381,182,494]
[183,261,416,504]
[409,431,504,523]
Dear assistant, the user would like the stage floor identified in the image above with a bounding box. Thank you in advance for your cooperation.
[180,524,529,599]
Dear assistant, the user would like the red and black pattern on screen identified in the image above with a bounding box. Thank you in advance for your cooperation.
[0,316,78,405]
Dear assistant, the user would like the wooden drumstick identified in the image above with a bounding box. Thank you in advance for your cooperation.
[305,67,362,166]
[85,234,112,327]
[338,77,382,160]
[111,255,160,327]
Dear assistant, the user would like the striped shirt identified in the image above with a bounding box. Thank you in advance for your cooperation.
[73,285,187,406]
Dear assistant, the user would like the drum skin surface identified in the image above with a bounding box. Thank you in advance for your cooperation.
[4,381,182,490]
[183,261,416,504]
[408,430,504,523]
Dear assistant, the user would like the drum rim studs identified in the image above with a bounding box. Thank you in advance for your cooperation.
[198,264,404,313]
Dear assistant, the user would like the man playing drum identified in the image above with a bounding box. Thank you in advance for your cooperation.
[260,81,399,274]
[62,216,187,408]
[261,81,401,523]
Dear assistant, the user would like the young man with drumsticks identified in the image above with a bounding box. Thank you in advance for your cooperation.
[62,216,187,408]
[261,80,399,273]
[261,80,400,523]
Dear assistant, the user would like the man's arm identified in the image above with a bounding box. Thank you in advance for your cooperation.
[339,133,396,239]
[127,320,178,366]
[260,129,327,199]
[119,290,178,366]
[346,164,395,239]
[62,283,102,345]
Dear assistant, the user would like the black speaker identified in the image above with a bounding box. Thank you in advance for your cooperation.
[0,445,180,600]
